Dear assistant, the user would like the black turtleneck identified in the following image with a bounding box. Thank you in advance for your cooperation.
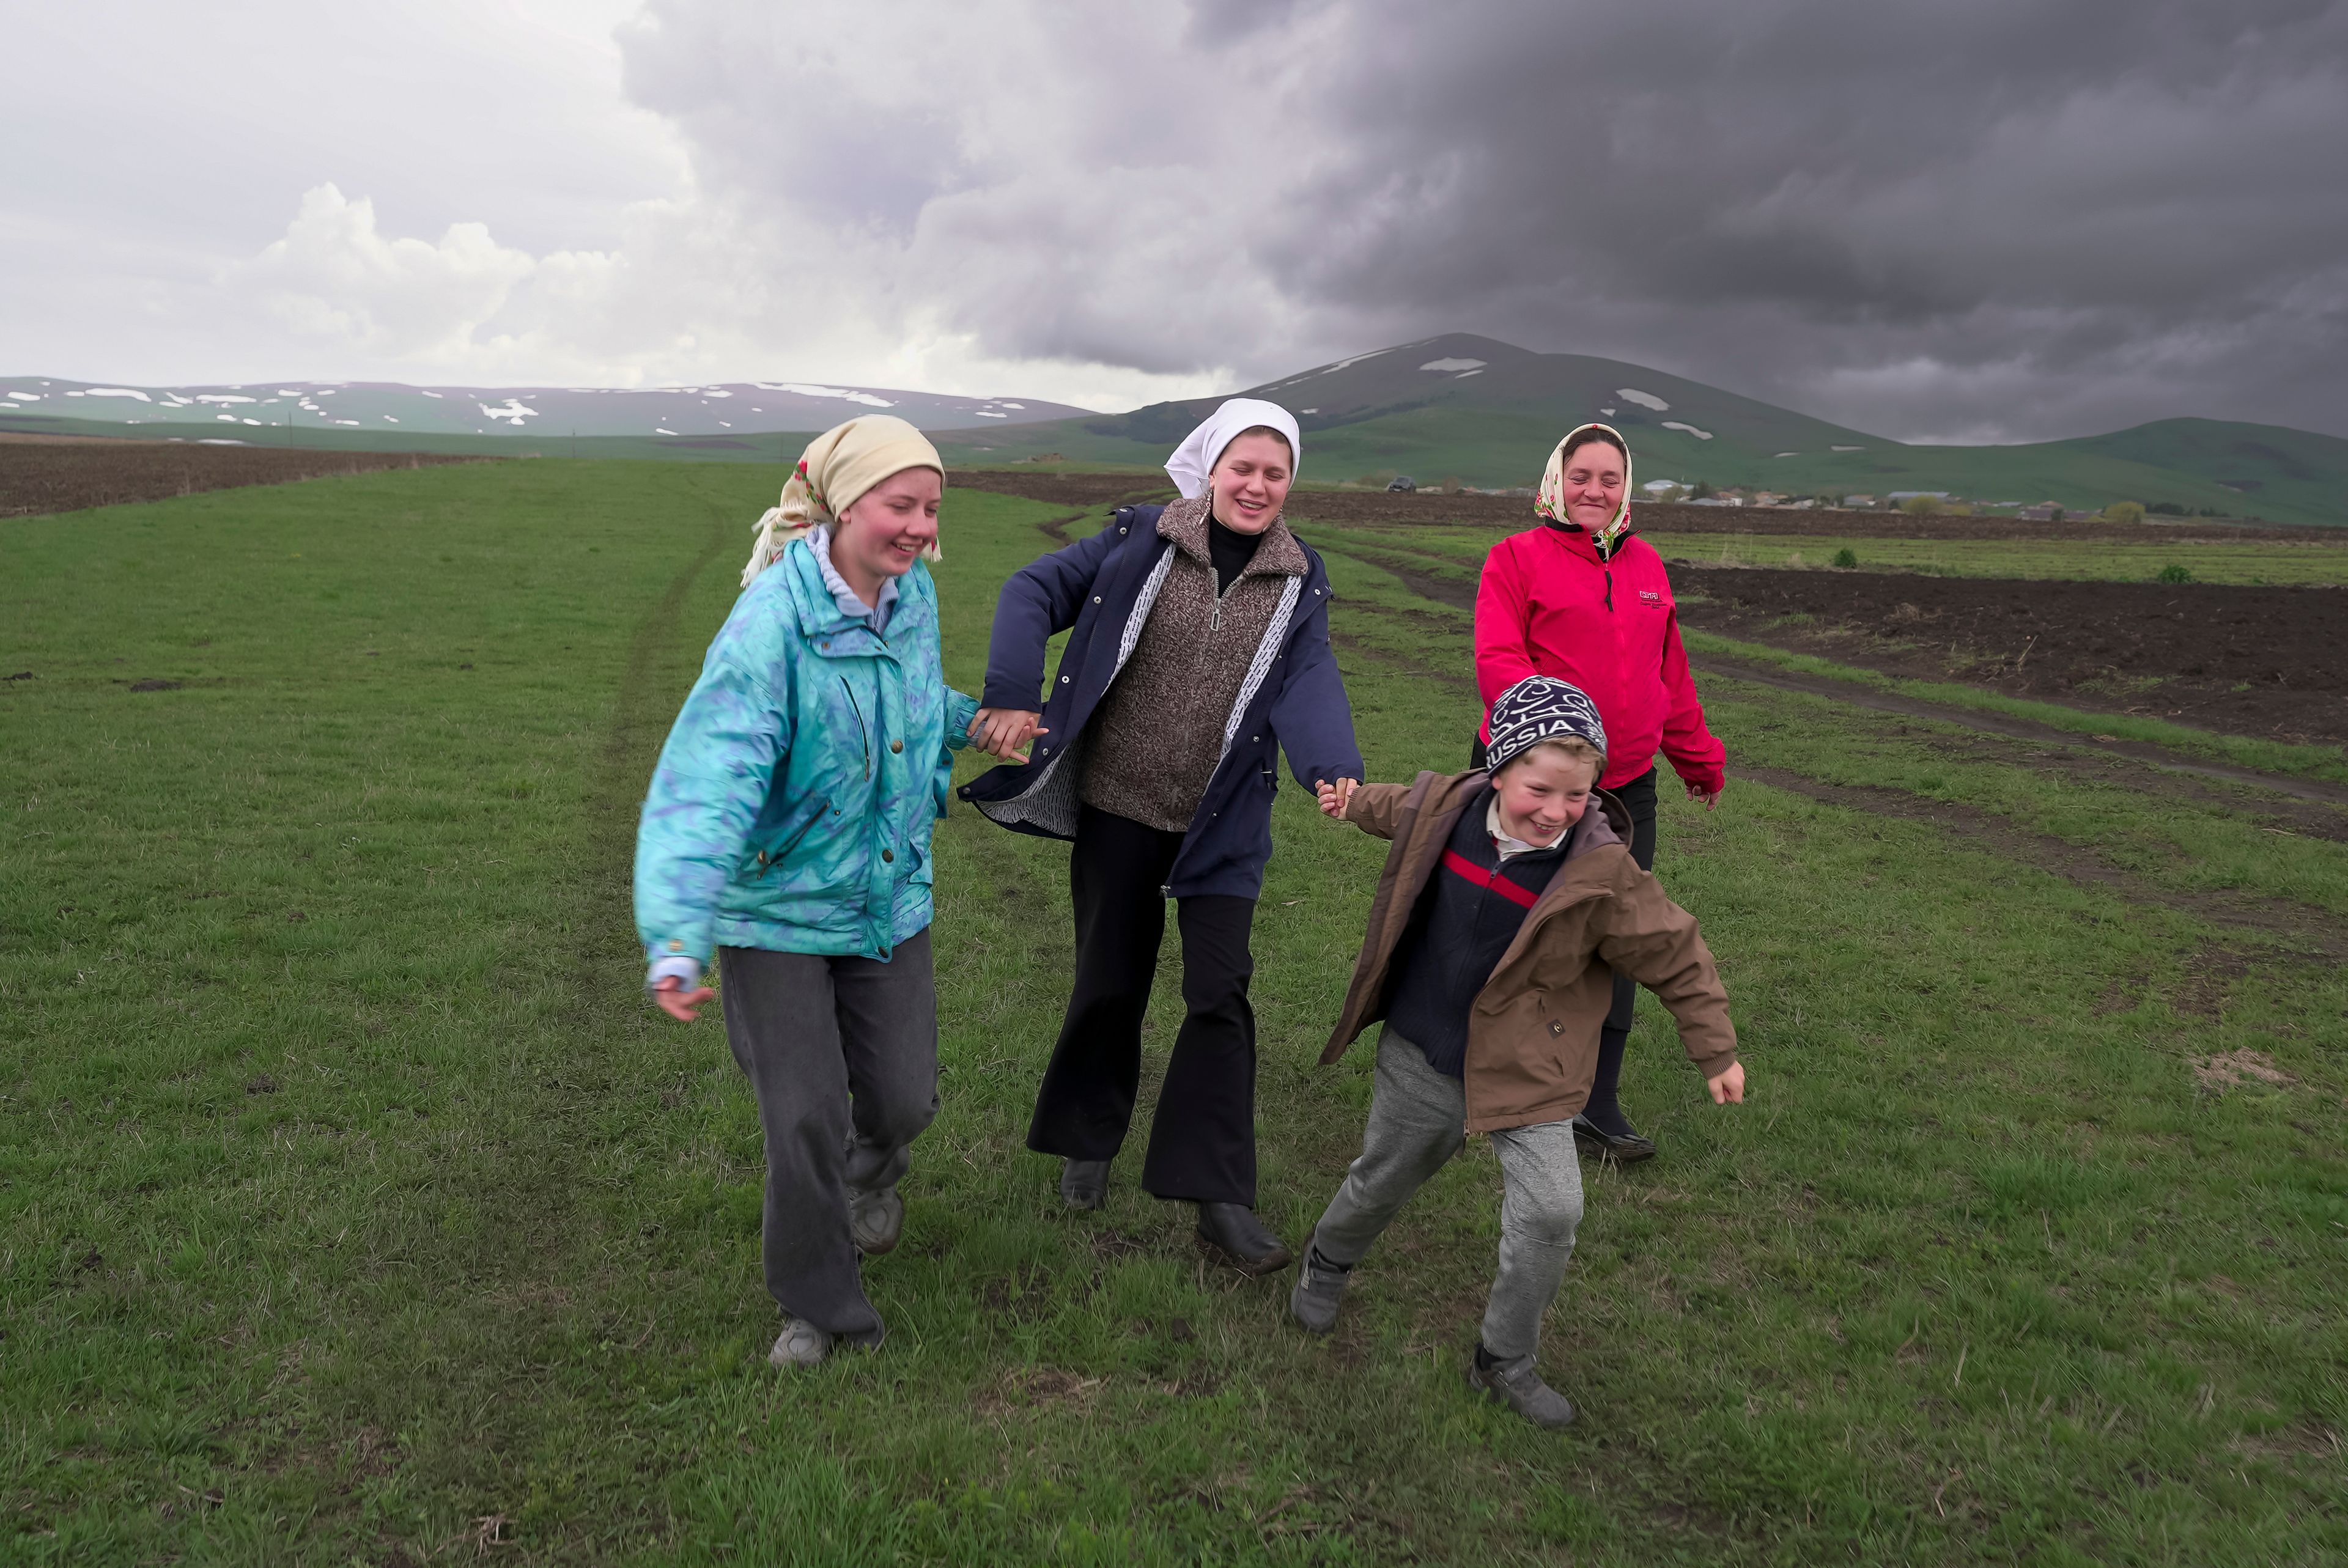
[1208,512,1264,594]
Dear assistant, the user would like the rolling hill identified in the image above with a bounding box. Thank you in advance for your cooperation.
[925,334,2348,527]
[7,337,2341,525]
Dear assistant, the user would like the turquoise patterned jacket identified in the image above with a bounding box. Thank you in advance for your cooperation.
[634,537,978,968]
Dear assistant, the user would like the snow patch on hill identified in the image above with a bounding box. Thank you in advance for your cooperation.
[1615,388,1670,411]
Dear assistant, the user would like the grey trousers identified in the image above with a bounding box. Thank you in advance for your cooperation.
[1310,1029,1586,1363]
[718,931,939,1345]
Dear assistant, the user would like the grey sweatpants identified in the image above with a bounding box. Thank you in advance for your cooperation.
[718,931,939,1345]
[1310,1028,1586,1363]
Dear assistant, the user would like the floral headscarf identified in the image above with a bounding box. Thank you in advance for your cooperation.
[1533,422,1634,561]
[741,414,943,589]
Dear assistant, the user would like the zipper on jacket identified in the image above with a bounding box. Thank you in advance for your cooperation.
[1603,565,1613,613]
[840,677,871,779]
[1208,572,1242,638]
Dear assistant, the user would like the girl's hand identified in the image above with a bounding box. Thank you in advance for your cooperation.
[1316,778,1359,819]
[653,976,717,1022]
[969,709,1045,763]
[1686,779,1722,811]
[1706,1061,1745,1104]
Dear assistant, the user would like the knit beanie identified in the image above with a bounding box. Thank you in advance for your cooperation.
[1485,676,1608,775]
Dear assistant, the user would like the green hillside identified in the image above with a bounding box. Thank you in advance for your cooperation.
[929,334,2348,527]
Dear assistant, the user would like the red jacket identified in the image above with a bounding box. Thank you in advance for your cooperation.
[1475,525,1726,793]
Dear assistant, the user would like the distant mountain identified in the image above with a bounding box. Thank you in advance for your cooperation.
[923,334,2348,528]
[0,375,1090,446]
[9,340,2339,526]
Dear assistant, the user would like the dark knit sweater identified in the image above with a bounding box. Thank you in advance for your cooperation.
[1383,786,1571,1078]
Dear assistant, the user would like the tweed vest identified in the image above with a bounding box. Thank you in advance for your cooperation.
[1081,496,1308,833]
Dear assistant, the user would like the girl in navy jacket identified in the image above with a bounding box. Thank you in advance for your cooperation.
[961,400,1362,1272]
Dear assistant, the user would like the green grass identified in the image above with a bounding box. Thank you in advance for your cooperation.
[4,461,2344,1563]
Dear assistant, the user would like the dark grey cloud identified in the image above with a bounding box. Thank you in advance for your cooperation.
[622,0,2348,439]
[1277,0,2348,439]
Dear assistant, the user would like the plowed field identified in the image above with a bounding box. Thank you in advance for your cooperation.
[0,435,495,518]
[1671,565,2348,746]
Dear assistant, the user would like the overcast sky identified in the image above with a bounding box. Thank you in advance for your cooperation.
[7,0,2345,441]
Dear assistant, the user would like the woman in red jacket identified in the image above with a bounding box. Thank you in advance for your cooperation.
[1474,422,1726,1163]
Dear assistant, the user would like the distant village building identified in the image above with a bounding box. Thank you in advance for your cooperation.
[1842,494,1877,507]
[1886,491,1951,502]
[2016,502,2062,521]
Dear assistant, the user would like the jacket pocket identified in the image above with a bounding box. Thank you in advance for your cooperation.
[745,800,829,879]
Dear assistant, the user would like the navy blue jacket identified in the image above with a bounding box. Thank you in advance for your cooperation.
[960,504,1364,900]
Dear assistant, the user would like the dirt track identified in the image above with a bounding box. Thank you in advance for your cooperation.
[0,437,496,518]
[1671,565,2348,747]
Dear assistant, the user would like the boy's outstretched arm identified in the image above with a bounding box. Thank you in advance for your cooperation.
[1592,870,1744,1103]
[1324,779,1411,839]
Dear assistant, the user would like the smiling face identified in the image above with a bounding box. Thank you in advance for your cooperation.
[1493,743,1600,845]
[1208,430,1293,535]
[833,466,942,583]
[1558,436,1625,532]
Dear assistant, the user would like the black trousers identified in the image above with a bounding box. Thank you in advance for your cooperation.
[1598,768,1661,1043]
[1027,806,1260,1205]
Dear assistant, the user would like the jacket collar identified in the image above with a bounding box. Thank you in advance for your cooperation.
[1156,495,1308,580]
[783,537,932,646]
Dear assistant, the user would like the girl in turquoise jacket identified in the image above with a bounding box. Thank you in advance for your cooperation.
[633,416,1011,1369]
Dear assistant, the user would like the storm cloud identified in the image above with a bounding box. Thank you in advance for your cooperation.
[6,1,2343,438]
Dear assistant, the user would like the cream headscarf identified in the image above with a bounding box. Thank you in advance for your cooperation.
[1163,398,1303,500]
[741,414,944,589]
[1534,422,1635,560]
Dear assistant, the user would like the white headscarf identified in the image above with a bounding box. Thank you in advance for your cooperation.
[1162,398,1303,500]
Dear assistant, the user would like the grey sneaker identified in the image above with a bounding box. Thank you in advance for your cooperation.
[1466,1352,1576,1429]
[1288,1246,1349,1335]
[849,1185,904,1256]
[769,1317,832,1369]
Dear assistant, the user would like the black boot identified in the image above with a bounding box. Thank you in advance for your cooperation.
[1059,1158,1110,1210]
[1570,1112,1656,1164]
[1195,1202,1293,1275]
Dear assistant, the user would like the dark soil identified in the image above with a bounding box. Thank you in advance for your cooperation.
[1282,491,2327,544]
[1671,565,2348,748]
[953,469,1176,510]
[0,436,497,518]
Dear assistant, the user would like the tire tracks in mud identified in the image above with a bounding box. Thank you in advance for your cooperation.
[1321,569,2348,960]
[1318,535,2348,812]
[1735,765,2348,963]
[1697,654,2348,811]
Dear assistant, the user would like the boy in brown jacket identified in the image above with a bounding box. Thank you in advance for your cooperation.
[1294,675,1745,1429]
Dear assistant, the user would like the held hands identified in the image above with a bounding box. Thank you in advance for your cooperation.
[652,975,716,1023]
[1705,1061,1746,1105]
[1315,778,1360,819]
[969,708,1046,764]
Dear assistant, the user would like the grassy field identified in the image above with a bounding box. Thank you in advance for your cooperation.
[4,461,2344,1564]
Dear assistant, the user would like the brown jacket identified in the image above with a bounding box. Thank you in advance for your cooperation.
[1324,769,1737,1134]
